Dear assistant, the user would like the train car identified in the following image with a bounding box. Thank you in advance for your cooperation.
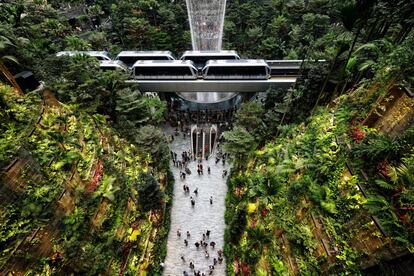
[180,50,240,69]
[267,60,302,75]
[116,51,175,68]
[56,51,111,61]
[98,60,129,72]
[202,59,271,80]
[133,60,197,80]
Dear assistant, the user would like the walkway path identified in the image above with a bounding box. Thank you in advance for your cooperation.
[163,127,228,276]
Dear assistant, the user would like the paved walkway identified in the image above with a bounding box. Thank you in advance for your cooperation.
[163,127,228,276]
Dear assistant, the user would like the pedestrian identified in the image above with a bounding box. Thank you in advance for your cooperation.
[195,242,200,249]
[208,166,211,174]
[210,196,213,205]
[197,168,200,175]
[222,158,225,165]
[210,241,216,249]
[191,197,195,207]
[177,230,181,237]
[189,262,194,269]
[204,250,209,258]
[217,249,223,257]
[184,239,188,246]
[218,256,223,264]
[187,231,191,238]
[194,188,198,196]
[206,230,210,238]
[183,271,188,276]
[186,186,190,193]
[181,255,185,262]
[213,258,217,265]
[202,233,205,240]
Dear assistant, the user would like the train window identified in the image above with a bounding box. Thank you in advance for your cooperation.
[184,55,238,65]
[135,66,194,78]
[119,56,172,66]
[118,56,138,66]
[207,66,267,77]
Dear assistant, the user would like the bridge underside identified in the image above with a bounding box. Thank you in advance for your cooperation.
[126,77,296,93]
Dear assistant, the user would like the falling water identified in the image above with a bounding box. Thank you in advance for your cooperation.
[185,0,227,51]
[179,0,235,103]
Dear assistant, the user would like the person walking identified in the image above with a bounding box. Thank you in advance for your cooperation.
[184,239,188,246]
[195,242,200,249]
[210,196,213,205]
[206,230,210,238]
[194,188,198,196]
[191,197,195,207]
[186,231,191,238]
[177,230,181,237]
[210,241,216,249]
[208,166,211,174]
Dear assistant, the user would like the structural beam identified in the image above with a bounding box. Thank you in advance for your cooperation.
[126,77,296,93]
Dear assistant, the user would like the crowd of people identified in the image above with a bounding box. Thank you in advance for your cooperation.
[165,124,229,275]
[176,229,224,275]
[166,106,237,126]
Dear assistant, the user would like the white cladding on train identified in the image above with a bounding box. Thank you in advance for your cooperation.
[202,59,271,79]
[132,60,198,80]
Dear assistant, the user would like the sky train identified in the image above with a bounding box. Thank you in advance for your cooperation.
[132,59,271,80]
[55,50,298,79]
[133,60,198,79]
[180,50,240,69]
[115,51,175,67]
[56,51,111,60]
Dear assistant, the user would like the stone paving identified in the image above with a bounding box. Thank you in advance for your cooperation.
[163,127,229,276]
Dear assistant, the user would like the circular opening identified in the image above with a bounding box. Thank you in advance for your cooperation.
[177,92,236,103]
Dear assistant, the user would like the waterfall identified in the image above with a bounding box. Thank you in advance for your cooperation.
[182,0,235,104]
[185,0,227,51]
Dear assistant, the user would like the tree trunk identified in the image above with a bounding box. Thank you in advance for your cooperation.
[311,54,338,115]
[339,26,362,96]
[0,60,24,96]
[344,26,361,70]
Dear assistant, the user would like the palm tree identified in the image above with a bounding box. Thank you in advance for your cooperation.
[0,35,23,95]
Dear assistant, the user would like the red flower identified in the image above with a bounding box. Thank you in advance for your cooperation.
[377,160,390,178]
[350,127,365,143]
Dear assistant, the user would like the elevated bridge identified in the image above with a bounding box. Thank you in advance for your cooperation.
[126,76,296,93]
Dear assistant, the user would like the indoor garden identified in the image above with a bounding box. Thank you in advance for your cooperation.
[0,0,413,275]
